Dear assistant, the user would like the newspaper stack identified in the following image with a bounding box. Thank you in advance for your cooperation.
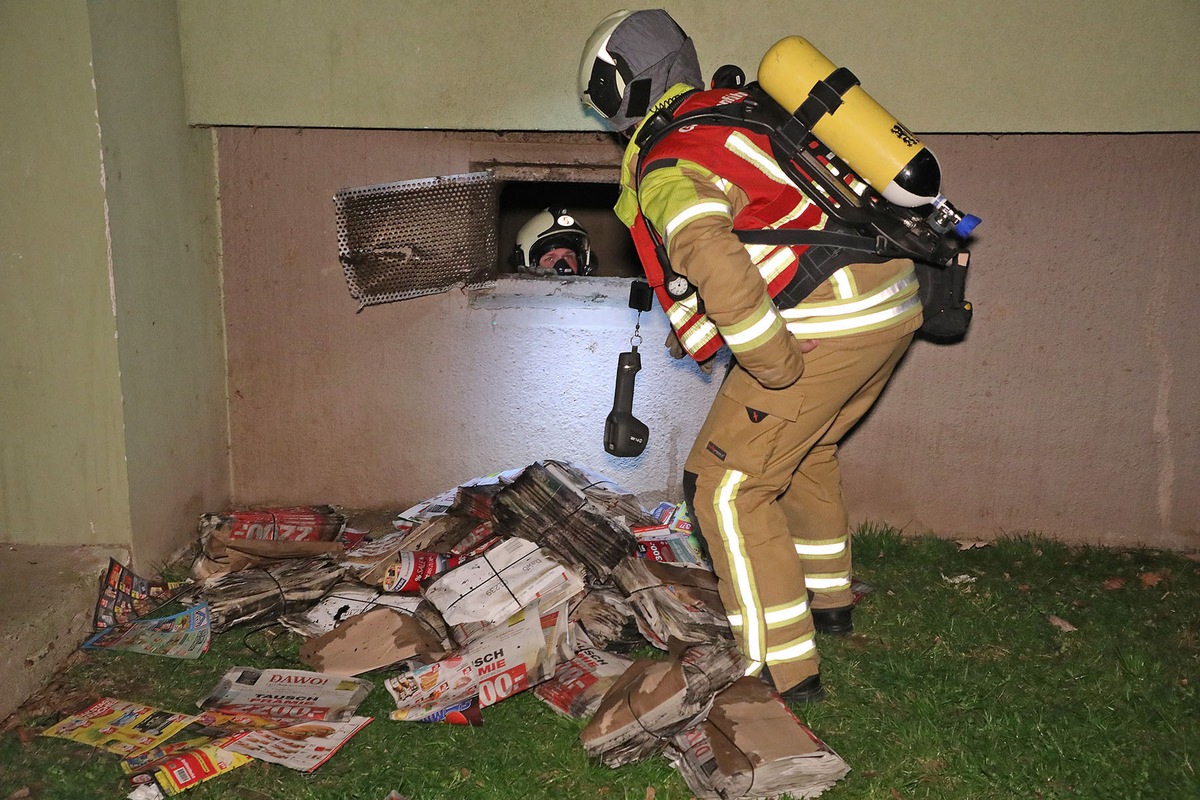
[446,480,506,520]
[490,461,641,582]
[669,677,851,799]
[193,506,347,580]
[611,556,731,649]
[392,467,524,530]
[580,639,745,767]
[188,556,346,633]
[579,475,663,531]
[422,537,584,628]
[393,513,494,555]
[571,587,641,651]
[340,531,409,576]
[198,505,346,544]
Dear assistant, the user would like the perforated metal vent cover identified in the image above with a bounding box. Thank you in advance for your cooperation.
[334,171,499,307]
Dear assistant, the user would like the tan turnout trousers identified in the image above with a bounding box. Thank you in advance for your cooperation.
[684,326,915,693]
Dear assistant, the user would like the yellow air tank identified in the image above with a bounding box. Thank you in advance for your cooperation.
[758,35,943,211]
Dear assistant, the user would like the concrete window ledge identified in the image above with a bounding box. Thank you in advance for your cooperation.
[468,275,635,311]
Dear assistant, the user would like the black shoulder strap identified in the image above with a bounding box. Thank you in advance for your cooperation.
[732,228,883,253]
[631,88,895,306]
[777,67,859,149]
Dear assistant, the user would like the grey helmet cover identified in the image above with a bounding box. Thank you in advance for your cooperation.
[579,9,703,132]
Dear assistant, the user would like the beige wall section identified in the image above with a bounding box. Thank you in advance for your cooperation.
[89,1,230,569]
[0,2,132,547]
[846,134,1200,550]
[177,0,1200,133]
[216,129,694,507]
[217,127,1198,550]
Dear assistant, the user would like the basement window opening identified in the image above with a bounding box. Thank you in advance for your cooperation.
[334,146,643,309]
[494,179,640,280]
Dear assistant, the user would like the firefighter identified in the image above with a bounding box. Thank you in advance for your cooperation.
[511,207,596,276]
[579,9,923,702]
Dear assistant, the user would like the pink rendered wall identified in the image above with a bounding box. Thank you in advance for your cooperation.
[218,128,1199,549]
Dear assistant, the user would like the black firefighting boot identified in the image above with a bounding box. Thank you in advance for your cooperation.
[808,589,854,635]
[811,605,854,635]
[762,666,826,704]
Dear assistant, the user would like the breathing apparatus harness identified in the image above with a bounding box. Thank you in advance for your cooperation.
[631,68,973,341]
[603,66,976,458]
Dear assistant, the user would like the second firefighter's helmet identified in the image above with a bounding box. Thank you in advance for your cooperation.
[511,208,595,276]
[578,9,702,131]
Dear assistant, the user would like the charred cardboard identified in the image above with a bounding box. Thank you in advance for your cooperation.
[669,677,851,799]
[299,607,448,676]
[580,638,744,767]
[633,558,723,606]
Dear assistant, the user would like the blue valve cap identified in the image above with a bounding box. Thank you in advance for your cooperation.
[955,214,982,238]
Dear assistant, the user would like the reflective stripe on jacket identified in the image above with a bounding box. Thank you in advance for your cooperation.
[616,85,921,368]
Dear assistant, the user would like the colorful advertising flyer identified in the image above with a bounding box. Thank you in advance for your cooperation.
[42,698,197,758]
[126,739,253,796]
[197,668,373,723]
[223,716,373,772]
[83,603,211,659]
[93,559,184,629]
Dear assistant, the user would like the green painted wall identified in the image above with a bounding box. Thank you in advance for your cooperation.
[0,1,229,562]
[177,0,1200,133]
[0,1,132,547]
[89,1,229,568]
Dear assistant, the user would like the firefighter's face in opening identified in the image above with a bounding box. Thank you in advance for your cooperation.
[537,246,581,275]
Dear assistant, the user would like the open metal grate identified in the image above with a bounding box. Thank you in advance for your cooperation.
[334,171,499,308]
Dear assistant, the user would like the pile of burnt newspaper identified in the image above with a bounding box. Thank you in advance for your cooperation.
[172,460,850,798]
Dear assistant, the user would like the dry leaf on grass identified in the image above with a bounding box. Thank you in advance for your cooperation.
[956,540,990,550]
[1139,571,1164,588]
[645,788,656,800]
[1048,615,1077,632]
[1103,577,1128,590]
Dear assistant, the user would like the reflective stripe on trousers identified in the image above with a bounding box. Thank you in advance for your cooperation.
[682,329,916,691]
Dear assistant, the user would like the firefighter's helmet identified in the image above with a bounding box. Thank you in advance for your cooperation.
[511,208,595,276]
[578,9,702,132]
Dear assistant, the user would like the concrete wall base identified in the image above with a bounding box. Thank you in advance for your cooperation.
[0,544,128,723]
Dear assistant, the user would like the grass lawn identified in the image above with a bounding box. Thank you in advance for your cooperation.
[1,526,1196,799]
